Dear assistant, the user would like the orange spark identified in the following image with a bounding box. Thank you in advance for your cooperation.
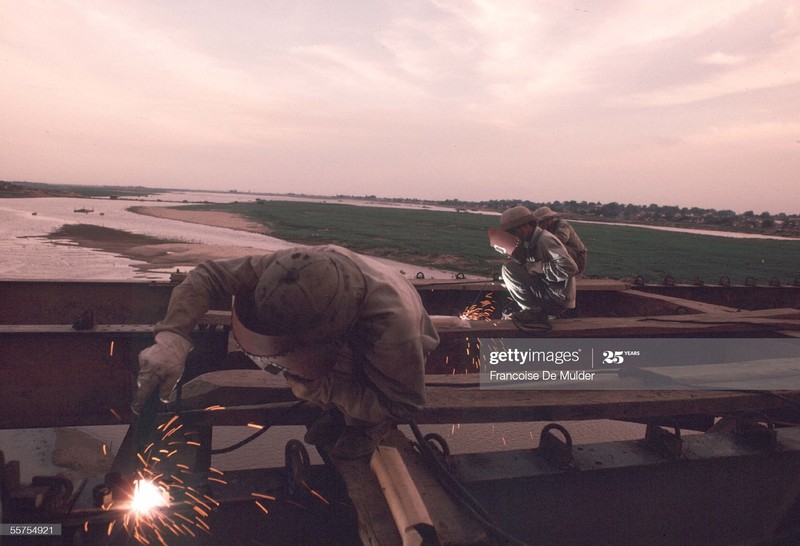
[251,492,276,501]
[304,483,330,505]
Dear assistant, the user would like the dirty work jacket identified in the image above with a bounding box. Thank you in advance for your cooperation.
[503,227,578,312]
[155,245,440,421]
[549,218,587,274]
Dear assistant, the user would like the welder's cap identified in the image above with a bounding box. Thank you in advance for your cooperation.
[244,248,367,344]
[499,205,535,231]
[532,206,559,221]
[231,249,366,379]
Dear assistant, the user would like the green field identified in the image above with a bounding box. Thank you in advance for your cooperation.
[172,200,800,284]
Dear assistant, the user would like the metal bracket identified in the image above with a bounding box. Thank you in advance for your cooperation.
[644,424,683,458]
[735,414,777,450]
[422,432,451,470]
[538,424,573,468]
[285,439,311,497]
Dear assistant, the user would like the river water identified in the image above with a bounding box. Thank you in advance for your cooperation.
[0,192,646,477]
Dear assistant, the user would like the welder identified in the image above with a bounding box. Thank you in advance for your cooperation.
[531,205,588,275]
[492,205,579,322]
[132,245,440,459]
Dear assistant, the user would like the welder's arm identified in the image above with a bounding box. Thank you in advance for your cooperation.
[529,237,578,282]
[132,331,193,413]
[156,256,268,338]
[132,255,270,414]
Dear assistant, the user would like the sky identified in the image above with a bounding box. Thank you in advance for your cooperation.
[2,1,799,214]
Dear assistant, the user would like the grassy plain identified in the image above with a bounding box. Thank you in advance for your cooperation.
[174,201,800,284]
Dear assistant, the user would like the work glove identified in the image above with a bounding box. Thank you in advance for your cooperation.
[132,331,192,415]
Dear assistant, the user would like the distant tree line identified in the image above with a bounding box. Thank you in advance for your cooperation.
[5,180,799,237]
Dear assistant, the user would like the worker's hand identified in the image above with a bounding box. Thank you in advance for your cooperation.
[132,331,192,414]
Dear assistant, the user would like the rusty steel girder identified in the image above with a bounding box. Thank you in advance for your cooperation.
[0,324,229,429]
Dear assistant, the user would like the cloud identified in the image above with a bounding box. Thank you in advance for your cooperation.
[700,52,747,65]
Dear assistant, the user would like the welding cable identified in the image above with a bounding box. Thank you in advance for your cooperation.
[465,280,493,309]
[210,400,308,455]
[408,418,529,546]
[65,478,88,516]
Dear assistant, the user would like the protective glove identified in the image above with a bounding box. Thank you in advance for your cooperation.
[132,331,192,414]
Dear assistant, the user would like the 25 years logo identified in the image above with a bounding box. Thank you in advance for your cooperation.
[602,351,624,364]
[602,350,641,365]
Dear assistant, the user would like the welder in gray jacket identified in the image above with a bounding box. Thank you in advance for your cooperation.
[532,206,588,275]
[494,205,579,322]
[133,245,440,459]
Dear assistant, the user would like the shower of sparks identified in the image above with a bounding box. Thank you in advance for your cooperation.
[462,337,481,371]
[457,294,494,373]
[459,293,495,321]
[130,479,168,514]
[87,415,227,545]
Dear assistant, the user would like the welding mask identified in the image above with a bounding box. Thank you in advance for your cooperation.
[488,227,525,263]
[492,205,537,263]
[232,292,342,379]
